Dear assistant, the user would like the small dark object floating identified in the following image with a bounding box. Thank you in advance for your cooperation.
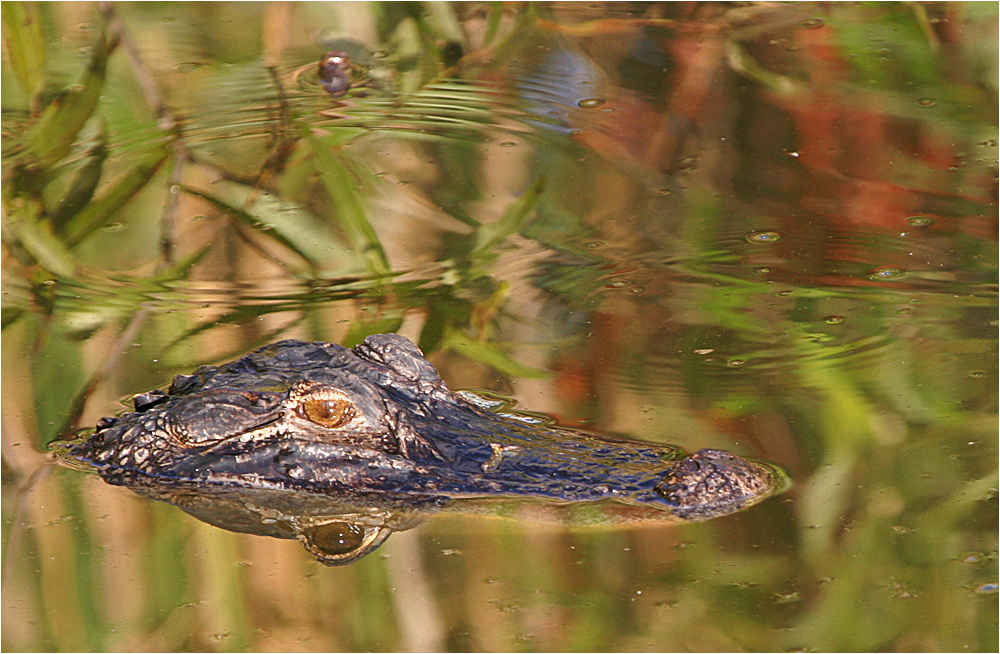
[318,50,353,98]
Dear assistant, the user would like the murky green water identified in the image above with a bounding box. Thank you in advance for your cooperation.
[3,2,997,651]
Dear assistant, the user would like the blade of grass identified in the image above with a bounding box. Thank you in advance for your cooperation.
[63,146,168,246]
[481,1,505,46]
[181,186,323,275]
[24,26,117,168]
[1,1,47,106]
[308,134,391,277]
[471,176,544,258]
[48,135,107,231]
[444,330,549,379]
[7,200,77,277]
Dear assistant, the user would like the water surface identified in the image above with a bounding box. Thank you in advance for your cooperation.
[2,2,997,651]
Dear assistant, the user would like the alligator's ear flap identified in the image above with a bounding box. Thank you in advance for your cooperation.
[354,334,444,390]
[296,521,392,566]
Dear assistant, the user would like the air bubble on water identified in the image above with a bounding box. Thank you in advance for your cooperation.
[906,215,933,227]
[577,97,606,109]
[800,17,825,29]
[967,371,985,379]
[868,265,904,280]
[745,230,782,244]
[824,316,844,324]
[772,591,801,604]
[973,582,998,594]
[958,552,985,564]
[499,141,517,147]
[917,98,936,107]
[606,280,630,288]
[173,62,204,73]
[102,223,124,233]
[726,359,746,368]
[754,267,771,275]
[654,188,672,196]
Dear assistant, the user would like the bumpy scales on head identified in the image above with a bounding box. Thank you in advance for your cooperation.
[61,334,787,565]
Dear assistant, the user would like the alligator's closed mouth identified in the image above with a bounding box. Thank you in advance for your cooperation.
[57,334,789,565]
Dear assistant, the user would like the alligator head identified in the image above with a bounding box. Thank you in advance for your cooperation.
[60,334,788,565]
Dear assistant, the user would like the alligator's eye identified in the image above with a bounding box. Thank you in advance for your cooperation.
[297,523,393,566]
[298,396,351,427]
[309,522,364,555]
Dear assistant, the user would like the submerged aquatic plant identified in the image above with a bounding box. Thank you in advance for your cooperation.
[2,2,996,652]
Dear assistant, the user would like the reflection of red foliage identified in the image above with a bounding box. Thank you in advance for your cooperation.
[544,8,995,283]
[768,20,992,236]
[569,91,665,164]
[551,313,623,425]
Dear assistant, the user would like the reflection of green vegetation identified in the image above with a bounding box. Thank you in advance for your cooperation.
[2,1,996,652]
[2,0,546,379]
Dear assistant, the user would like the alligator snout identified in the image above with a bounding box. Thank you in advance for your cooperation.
[655,449,783,519]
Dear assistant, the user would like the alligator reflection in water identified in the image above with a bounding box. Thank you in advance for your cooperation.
[57,335,788,565]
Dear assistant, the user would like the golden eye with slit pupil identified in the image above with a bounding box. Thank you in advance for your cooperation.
[300,397,350,427]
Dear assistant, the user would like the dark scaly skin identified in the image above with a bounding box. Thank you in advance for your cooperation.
[59,334,788,565]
